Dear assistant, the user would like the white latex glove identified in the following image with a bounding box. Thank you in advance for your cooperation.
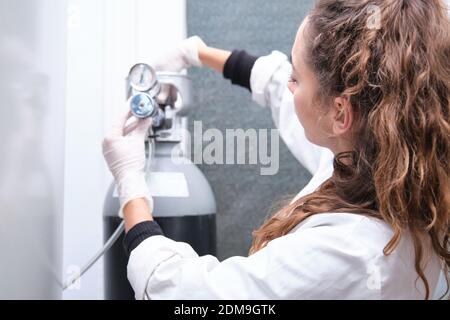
[151,36,207,72]
[102,109,153,218]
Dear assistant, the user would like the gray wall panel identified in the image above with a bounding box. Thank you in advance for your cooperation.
[187,0,314,259]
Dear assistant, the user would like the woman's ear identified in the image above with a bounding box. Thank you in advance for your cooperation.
[332,95,353,136]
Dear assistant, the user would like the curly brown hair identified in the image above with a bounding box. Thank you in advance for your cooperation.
[249,0,450,299]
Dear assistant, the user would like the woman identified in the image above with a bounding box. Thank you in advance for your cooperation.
[102,0,450,299]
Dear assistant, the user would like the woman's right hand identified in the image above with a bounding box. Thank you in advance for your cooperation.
[151,36,207,72]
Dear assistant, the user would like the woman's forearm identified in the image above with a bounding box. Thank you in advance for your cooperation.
[198,46,232,73]
[200,46,259,92]
[123,198,153,233]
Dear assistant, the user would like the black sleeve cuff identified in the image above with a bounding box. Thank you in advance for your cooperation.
[223,50,259,92]
[123,220,165,256]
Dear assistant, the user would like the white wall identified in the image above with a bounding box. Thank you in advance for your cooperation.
[0,0,67,299]
[63,0,186,299]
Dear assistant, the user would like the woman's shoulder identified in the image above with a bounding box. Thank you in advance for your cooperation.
[289,212,384,236]
[287,212,393,264]
[287,212,442,299]
[290,212,405,254]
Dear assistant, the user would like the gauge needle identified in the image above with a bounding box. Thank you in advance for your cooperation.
[140,73,144,84]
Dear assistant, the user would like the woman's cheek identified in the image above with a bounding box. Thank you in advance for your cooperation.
[287,81,296,94]
[293,90,305,121]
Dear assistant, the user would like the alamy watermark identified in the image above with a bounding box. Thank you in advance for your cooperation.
[367,5,382,30]
[366,260,381,291]
[65,264,81,290]
[171,121,280,176]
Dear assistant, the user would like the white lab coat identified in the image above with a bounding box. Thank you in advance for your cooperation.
[127,51,444,300]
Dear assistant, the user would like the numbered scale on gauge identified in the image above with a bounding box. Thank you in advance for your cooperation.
[128,63,160,95]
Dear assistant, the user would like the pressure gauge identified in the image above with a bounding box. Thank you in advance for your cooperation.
[128,63,157,92]
[129,93,158,119]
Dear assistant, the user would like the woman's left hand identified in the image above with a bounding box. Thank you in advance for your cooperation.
[102,108,153,218]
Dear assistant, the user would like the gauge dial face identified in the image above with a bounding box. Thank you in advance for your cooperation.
[129,93,157,118]
[129,63,156,92]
